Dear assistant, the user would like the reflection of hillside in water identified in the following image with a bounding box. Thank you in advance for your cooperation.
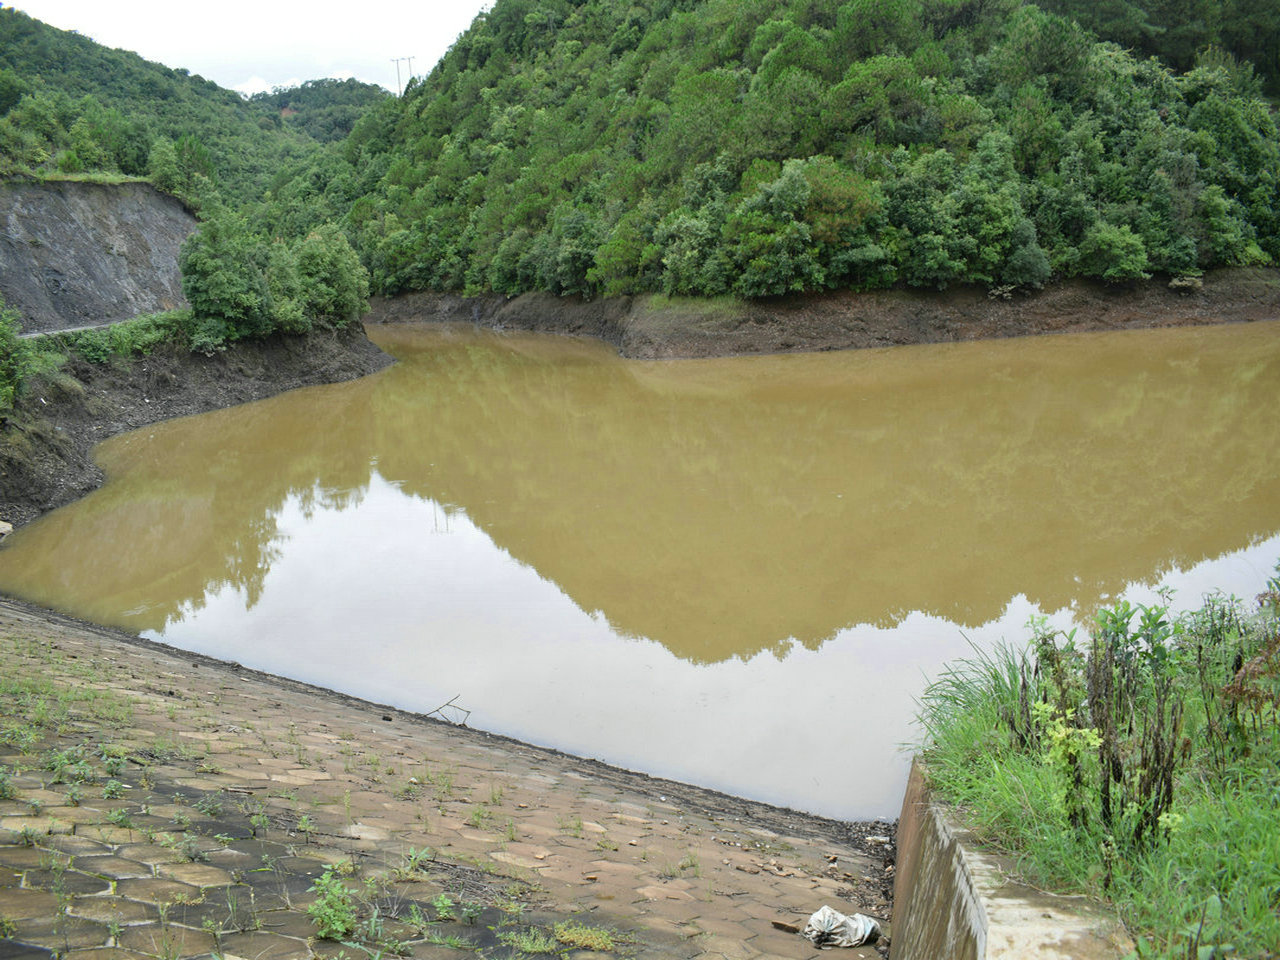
[2,320,1279,664]
[368,323,1280,660]
[0,376,383,631]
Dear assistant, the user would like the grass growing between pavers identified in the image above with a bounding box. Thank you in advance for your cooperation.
[0,602,890,959]
[0,630,632,958]
[916,574,1280,960]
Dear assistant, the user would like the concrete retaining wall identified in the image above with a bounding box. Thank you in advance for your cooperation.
[891,759,1132,960]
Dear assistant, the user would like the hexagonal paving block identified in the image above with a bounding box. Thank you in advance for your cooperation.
[114,876,202,905]
[0,940,54,960]
[73,856,155,881]
[5,913,111,951]
[0,886,60,920]
[117,923,215,957]
[213,931,311,960]
[66,896,159,926]
[20,867,112,895]
[156,861,234,887]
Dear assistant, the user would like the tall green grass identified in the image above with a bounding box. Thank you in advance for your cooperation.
[917,575,1280,959]
[48,309,192,362]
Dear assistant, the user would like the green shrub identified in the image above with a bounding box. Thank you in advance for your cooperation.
[53,311,189,363]
[918,574,1280,958]
[0,299,34,412]
[307,867,357,939]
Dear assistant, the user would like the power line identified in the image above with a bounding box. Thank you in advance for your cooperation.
[390,56,415,96]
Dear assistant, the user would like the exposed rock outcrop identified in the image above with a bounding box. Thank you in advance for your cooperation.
[0,180,195,332]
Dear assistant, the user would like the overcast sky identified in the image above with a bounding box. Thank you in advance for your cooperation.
[10,1,492,96]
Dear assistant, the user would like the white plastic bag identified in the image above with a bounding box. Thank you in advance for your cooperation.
[802,904,881,948]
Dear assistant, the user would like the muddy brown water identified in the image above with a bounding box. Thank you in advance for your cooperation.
[2,320,1278,820]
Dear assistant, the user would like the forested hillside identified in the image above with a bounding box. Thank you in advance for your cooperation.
[244,0,1280,303]
[0,7,380,402]
[4,0,1280,356]
[248,78,390,143]
[0,7,381,207]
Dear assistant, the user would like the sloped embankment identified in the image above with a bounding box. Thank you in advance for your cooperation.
[0,179,195,333]
[0,326,392,527]
[366,268,1280,359]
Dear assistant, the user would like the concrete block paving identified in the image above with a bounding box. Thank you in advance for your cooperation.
[0,602,893,958]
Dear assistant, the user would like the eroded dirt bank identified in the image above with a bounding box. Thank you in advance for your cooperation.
[0,324,392,527]
[366,268,1280,358]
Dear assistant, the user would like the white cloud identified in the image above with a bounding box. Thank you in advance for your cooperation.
[10,0,489,94]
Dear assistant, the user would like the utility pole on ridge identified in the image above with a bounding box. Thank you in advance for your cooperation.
[391,56,414,96]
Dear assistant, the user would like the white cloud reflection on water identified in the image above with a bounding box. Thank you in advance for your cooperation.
[147,472,1280,821]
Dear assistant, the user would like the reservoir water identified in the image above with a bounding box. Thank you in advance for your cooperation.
[1,320,1278,819]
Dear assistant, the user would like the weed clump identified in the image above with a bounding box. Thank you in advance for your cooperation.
[918,570,1280,958]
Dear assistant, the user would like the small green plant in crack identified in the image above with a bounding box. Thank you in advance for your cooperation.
[497,926,559,954]
[0,916,16,938]
[175,833,207,862]
[201,915,222,945]
[425,931,475,950]
[394,846,433,880]
[555,920,617,952]
[496,896,526,918]
[193,793,223,818]
[44,745,93,785]
[307,867,357,939]
[100,747,128,776]
[106,807,133,829]
[459,900,483,925]
[559,814,584,838]
[661,852,701,878]
[431,892,456,921]
[102,779,125,800]
[405,902,429,935]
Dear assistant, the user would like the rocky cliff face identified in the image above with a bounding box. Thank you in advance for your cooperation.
[0,180,195,333]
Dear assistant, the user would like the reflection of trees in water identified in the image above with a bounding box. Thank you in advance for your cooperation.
[2,323,1279,664]
[0,376,381,633]
[367,325,1280,662]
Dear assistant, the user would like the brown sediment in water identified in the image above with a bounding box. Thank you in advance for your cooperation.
[4,269,1278,531]
[0,597,894,959]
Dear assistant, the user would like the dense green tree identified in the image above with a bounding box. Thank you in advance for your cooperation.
[1078,221,1151,281]
[178,212,276,348]
[294,224,369,326]
[0,67,30,115]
